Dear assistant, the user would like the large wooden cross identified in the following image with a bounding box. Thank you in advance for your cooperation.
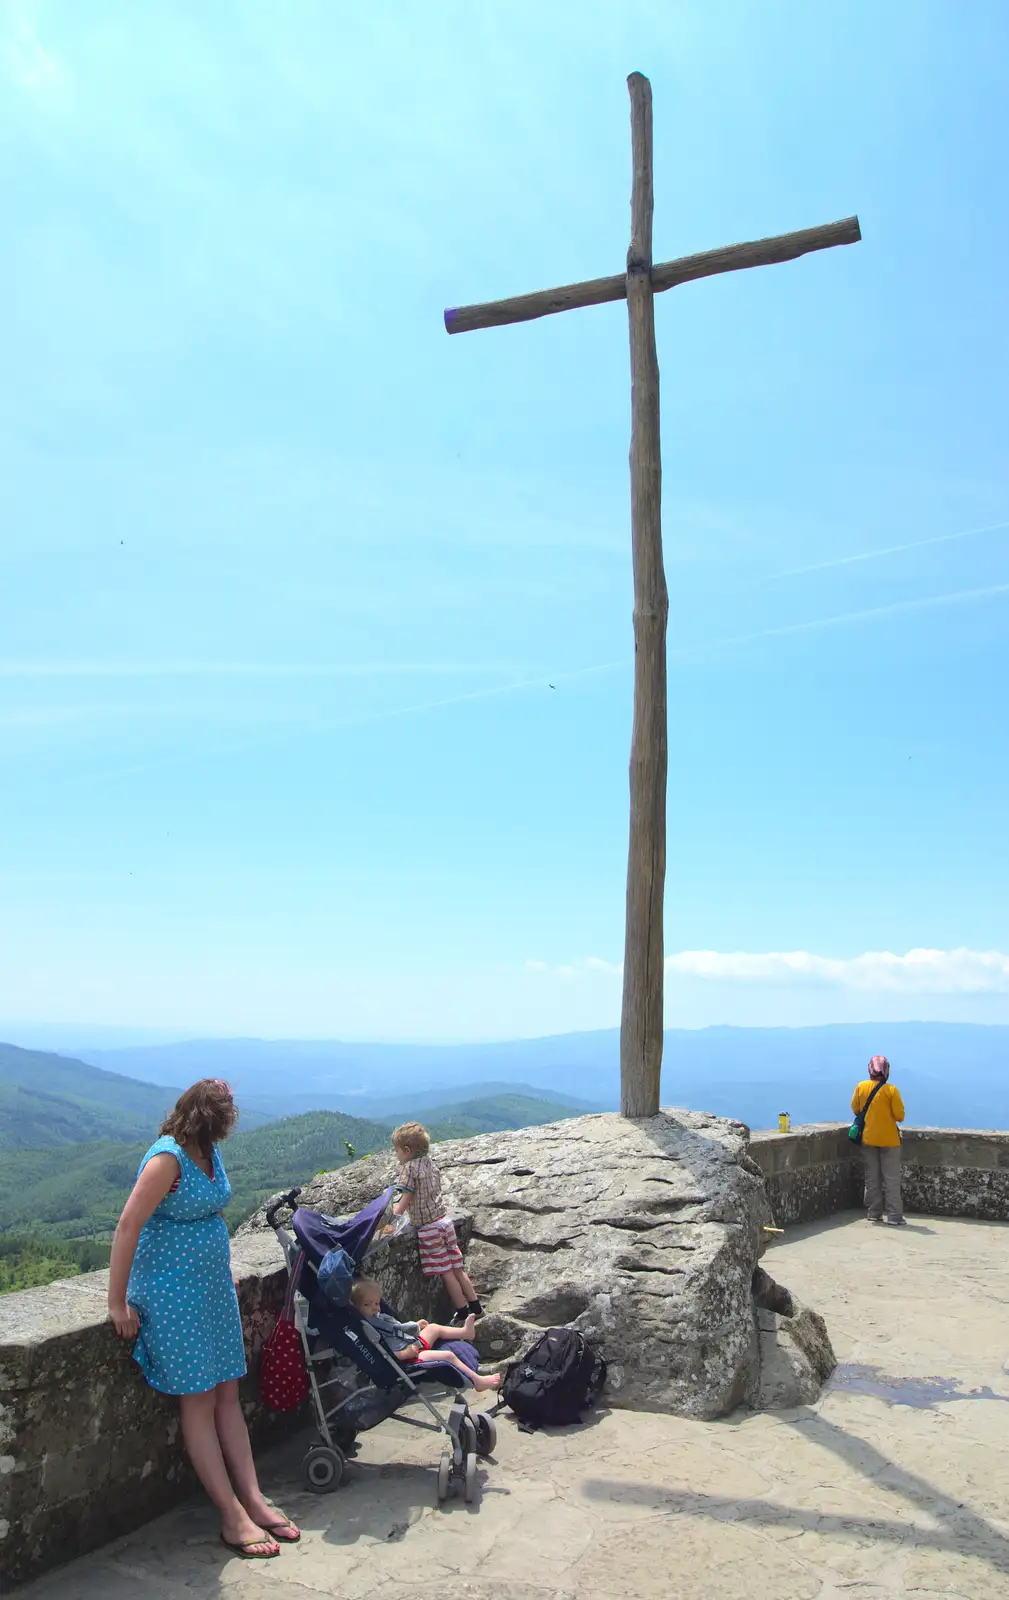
[445,73,860,1119]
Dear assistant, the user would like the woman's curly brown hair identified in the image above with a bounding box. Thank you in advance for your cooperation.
[161,1079,238,1159]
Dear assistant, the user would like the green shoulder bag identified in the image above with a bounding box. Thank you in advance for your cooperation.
[848,1079,885,1144]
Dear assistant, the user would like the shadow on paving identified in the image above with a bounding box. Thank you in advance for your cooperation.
[257,1430,503,1547]
[581,1405,1009,1579]
[762,1211,940,1245]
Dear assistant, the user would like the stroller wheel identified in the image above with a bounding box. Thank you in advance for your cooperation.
[474,1412,497,1458]
[463,1450,478,1504]
[303,1444,345,1493]
[436,1453,452,1503]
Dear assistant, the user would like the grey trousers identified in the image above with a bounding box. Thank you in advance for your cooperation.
[862,1144,902,1221]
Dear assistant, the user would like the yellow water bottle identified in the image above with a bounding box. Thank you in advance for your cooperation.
[778,1111,791,1134]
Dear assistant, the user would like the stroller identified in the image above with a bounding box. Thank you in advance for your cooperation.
[266,1184,496,1504]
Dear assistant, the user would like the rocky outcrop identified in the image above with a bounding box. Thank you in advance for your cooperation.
[247,1109,837,1418]
[750,1296,836,1408]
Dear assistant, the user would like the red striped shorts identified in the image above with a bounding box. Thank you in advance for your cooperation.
[416,1216,463,1276]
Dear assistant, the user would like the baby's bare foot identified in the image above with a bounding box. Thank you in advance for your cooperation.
[471,1372,501,1393]
[460,1314,476,1340]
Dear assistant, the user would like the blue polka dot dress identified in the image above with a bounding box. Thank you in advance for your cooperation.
[128,1135,247,1396]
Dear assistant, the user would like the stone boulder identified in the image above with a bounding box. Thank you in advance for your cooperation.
[749,1296,836,1409]
[247,1108,809,1419]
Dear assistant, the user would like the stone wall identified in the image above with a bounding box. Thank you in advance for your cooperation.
[0,1230,296,1589]
[0,1202,472,1590]
[900,1128,1009,1220]
[749,1125,860,1224]
[749,1124,1009,1225]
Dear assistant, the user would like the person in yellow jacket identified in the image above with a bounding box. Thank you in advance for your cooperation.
[852,1054,905,1226]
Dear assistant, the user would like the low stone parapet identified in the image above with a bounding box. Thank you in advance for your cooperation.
[749,1124,859,1224]
[0,1202,471,1590]
[749,1124,1009,1224]
[0,1230,293,1588]
[900,1128,1009,1220]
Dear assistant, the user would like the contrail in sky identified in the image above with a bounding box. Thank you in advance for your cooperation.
[49,578,1009,790]
[771,518,1009,579]
[671,579,1009,657]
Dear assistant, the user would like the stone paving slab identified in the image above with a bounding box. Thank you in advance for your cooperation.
[18,1213,1009,1598]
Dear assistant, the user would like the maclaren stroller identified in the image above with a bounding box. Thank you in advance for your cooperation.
[266,1184,496,1504]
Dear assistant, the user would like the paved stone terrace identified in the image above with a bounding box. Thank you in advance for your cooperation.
[21,1213,1009,1599]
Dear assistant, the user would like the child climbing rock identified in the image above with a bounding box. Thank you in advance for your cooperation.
[389,1122,484,1325]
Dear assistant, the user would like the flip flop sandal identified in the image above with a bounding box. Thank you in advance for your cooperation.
[262,1517,301,1543]
[220,1535,281,1559]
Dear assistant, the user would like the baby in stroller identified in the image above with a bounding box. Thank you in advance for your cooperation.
[350,1280,501,1393]
[266,1183,497,1504]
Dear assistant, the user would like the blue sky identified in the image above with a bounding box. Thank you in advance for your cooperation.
[1,0,1007,1042]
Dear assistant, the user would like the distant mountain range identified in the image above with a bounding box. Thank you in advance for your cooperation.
[0,1036,593,1151]
[80,1022,1009,1130]
[3,1021,1008,1165]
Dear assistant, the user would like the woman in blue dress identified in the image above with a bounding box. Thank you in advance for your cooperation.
[108,1078,299,1561]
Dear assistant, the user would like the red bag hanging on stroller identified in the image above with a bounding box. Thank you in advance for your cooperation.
[260,1253,309,1413]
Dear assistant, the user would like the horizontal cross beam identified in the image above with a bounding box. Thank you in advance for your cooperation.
[444,214,860,336]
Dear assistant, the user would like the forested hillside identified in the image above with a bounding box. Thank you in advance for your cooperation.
[0,1109,392,1242]
[0,1091,583,1292]
[0,1041,195,1149]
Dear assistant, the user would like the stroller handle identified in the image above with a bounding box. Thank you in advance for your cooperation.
[266,1187,302,1229]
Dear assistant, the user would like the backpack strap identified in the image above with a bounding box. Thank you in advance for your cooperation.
[857,1079,886,1129]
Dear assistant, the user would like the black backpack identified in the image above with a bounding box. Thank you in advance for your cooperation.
[498,1328,607,1431]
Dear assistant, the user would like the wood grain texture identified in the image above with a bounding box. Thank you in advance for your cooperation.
[620,71,667,1121]
[444,214,860,335]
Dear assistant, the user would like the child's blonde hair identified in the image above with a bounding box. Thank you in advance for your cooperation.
[350,1278,382,1310]
[392,1121,430,1157]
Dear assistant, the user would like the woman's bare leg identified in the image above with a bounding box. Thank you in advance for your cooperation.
[179,1389,278,1553]
[214,1381,300,1540]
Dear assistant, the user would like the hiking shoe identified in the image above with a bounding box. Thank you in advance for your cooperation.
[867,1216,884,1225]
[885,1217,907,1227]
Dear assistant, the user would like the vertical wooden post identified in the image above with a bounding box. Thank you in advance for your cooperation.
[620,71,668,1119]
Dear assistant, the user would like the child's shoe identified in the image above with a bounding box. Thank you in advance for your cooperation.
[450,1300,484,1325]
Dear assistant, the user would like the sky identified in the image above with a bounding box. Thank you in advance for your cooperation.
[1,0,1007,1044]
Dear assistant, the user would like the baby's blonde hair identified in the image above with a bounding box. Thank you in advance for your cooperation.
[350,1278,381,1309]
[392,1121,430,1157]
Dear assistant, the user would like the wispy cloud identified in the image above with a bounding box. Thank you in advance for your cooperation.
[74,660,620,787]
[770,518,1009,580]
[12,570,1009,781]
[668,948,1009,993]
[527,949,1009,994]
[4,17,60,92]
[9,573,1005,689]
[0,661,528,680]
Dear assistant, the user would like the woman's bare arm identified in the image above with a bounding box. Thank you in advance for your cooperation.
[107,1153,179,1338]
